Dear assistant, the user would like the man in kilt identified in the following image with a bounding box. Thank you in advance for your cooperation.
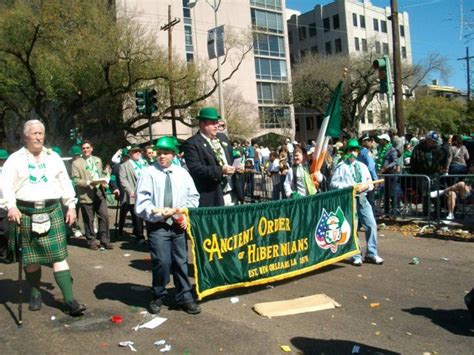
[2,120,86,316]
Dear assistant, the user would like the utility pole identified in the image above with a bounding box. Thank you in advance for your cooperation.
[161,5,181,137]
[457,47,473,101]
[390,0,405,135]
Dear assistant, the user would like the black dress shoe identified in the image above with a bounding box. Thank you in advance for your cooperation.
[149,298,162,314]
[65,300,86,316]
[29,293,42,311]
[181,302,201,315]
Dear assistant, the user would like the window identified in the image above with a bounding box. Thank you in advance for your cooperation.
[257,82,285,104]
[360,15,366,28]
[311,45,318,53]
[186,53,194,62]
[298,25,307,40]
[325,41,332,55]
[354,37,360,51]
[255,58,287,80]
[352,13,358,27]
[259,107,291,129]
[379,93,385,101]
[288,30,292,44]
[295,118,300,132]
[254,33,285,57]
[402,46,407,59]
[335,38,342,53]
[185,26,193,52]
[251,9,284,33]
[373,18,379,31]
[361,112,366,124]
[309,23,317,37]
[375,41,381,54]
[381,20,387,33]
[367,110,374,124]
[362,38,368,52]
[323,17,330,32]
[400,25,405,37]
[333,14,340,29]
[383,42,389,55]
[306,117,315,130]
[250,0,282,11]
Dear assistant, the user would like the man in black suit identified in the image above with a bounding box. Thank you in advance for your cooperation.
[183,107,239,207]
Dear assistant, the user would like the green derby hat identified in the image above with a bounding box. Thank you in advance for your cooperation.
[345,138,360,151]
[69,145,82,156]
[155,136,179,154]
[52,146,62,156]
[196,107,221,121]
[128,143,141,153]
[0,149,9,160]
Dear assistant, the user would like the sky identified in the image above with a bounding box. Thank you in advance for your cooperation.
[286,0,473,93]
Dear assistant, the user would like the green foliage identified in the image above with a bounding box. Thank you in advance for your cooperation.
[404,96,471,134]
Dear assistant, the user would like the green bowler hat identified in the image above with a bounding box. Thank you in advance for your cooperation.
[155,136,179,154]
[128,143,141,153]
[69,145,82,156]
[345,139,360,151]
[196,107,221,121]
[0,149,9,160]
[52,146,62,156]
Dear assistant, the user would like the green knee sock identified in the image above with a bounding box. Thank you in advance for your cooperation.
[54,270,74,304]
[25,268,42,297]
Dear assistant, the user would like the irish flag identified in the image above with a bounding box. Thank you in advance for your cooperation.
[310,80,343,184]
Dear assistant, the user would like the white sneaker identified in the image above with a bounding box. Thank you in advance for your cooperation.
[365,255,384,265]
[73,230,83,238]
[352,259,363,266]
[430,190,445,198]
[446,213,454,220]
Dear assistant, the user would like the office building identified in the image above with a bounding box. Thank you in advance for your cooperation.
[287,0,412,141]
[115,0,295,143]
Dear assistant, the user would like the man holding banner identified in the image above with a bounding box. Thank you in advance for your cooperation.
[135,137,201,315]
[330,139,384,266]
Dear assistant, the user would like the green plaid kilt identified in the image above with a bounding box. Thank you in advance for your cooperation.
[8,202,68,266]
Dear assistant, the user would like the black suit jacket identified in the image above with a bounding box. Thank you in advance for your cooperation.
[183,132,236,207]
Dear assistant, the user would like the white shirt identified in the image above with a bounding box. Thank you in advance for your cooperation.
[0,166,6,209]
[330,160,374,191]
[135,163,199,223]
[2,147,77,209]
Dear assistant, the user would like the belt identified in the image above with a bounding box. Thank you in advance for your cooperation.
[17,199,60,209]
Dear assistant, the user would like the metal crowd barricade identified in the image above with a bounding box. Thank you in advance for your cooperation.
[376,174,432,223]
[434,174,474,226]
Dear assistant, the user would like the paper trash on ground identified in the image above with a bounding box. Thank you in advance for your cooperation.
[133,316,167,331]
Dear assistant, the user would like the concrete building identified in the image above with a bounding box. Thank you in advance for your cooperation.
[115,0,294,143]
[287,0,412,142]
[416,80,466,103]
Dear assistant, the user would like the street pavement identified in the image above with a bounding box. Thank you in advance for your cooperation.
[0,221,473,354]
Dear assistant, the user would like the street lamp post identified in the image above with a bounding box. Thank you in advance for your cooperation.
[189,0,225,120]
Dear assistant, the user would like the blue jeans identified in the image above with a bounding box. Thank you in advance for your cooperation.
[147,224,194,304]
[353,195,379,261]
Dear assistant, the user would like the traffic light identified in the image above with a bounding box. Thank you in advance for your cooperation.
[372,56,392,94]
[135,90,147,115]
[69,127,77,141]
[146,89,158,114]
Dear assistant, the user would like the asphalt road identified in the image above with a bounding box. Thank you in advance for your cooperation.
[0,224,473,354]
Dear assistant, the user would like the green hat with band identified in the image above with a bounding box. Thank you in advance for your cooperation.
[196,107,221,121]
[52,146,62,156]
[69,145,82,156]
[128,143,141,153]
[345,139,361,151]
[0,149,9,160]
[155,136,179,154]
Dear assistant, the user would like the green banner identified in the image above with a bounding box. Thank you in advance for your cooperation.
[186,188,359,299]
